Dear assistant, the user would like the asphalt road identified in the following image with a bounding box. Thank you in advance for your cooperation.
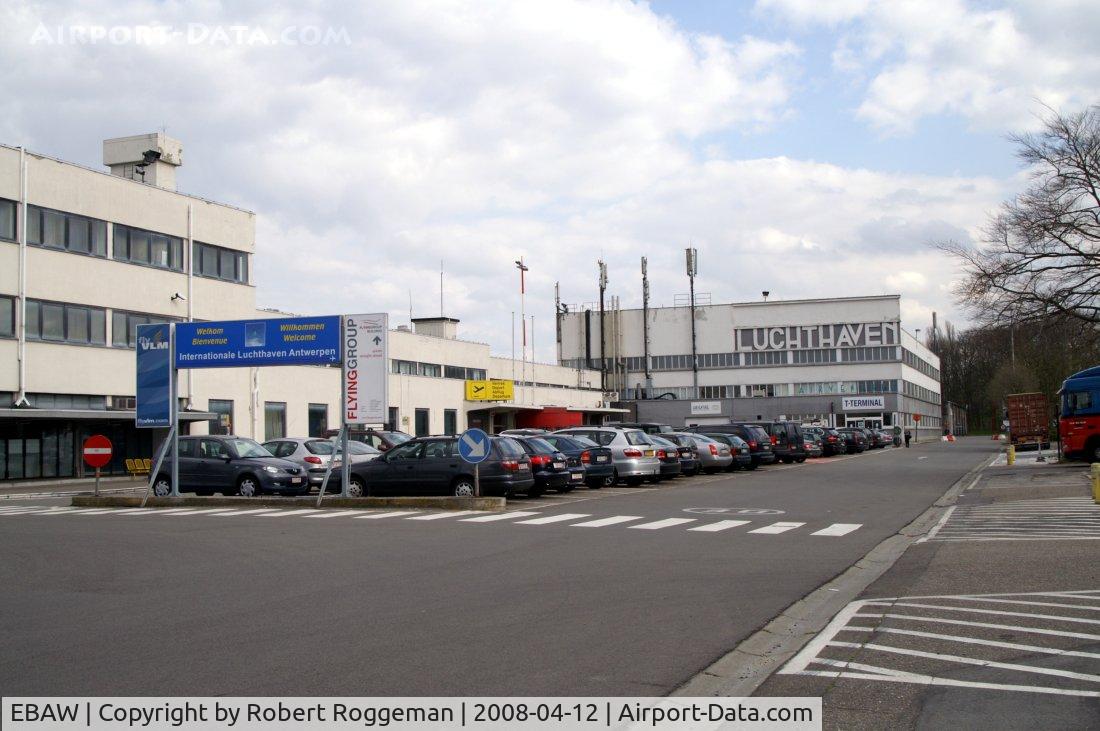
[0,439,996,696]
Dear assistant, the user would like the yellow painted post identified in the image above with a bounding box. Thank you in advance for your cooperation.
[1091,463,1100,504]
[1007,445,1015,466]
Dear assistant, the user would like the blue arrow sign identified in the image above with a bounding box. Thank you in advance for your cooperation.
[457,428,490,464]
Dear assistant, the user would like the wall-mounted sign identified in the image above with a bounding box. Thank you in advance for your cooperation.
[735,322,899,352]
[135,322,173,428]
[690,401,722,415]
[344,313,388,425]
[842,396,886,411]
[175,316,340,368]
[465,379,514,402]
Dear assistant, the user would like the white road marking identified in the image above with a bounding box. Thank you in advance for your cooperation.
[408,511,484,520]
[570,515,645,528]
[259,509,322,517]
[117,509,157,515]
[460,511,540,522]
[837,625,1100,660]
[688,520,752,532]
[180,508,242,515]
[812,523,863,536]
[353,511,421,519]
[629,518,697,530]
[854,613,1100,640]
[213,508,283,516]
[38,508,81,515]
[916,505,955,543]
[748,521,805,534]
[876,602,1100,625]
[68,509,118,515]
[141,508,202,515]
[302,511,367,518]
[13,507,77,515]
[515,513,592,525]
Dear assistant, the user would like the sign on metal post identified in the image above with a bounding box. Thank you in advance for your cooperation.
[458,428,490,497]
[175,315,340,368]
[343,314,389,425]
[82,434,112,497]
[135,323,173,428]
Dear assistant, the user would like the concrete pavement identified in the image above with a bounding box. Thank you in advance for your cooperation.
[0,438,995,697]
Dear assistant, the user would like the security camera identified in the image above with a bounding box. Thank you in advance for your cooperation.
[171,292,186,302]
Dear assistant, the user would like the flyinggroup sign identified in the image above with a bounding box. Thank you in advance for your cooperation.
[343,313,388,425]
[734,321,900,352]
[135,323,173,428]
[174,316,340,368]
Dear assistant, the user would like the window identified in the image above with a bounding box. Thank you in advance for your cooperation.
[444,409,457,436]
[793,349,837,364]
[113,224,184,271]
[743,351,787,366]
[194,241,248,283]
[0,295,13,338]
[0,198,15,241]
[308,404,328,437]
[25,299,105,345]
[264,402,286,441]
[26,205,107,257]
[415,408,430,437]
[392,359,416,375]
[208,399,233,435]
[444,365,466,379]
[111,311,177,348]
[418,363,441,377]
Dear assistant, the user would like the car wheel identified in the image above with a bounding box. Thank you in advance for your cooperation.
[626,477,643,486]
[557,484,575,494]
[452,477,476,497]
[346,477,367,498]
[602,471,617,487]
[152,475,172,496]
[526,486,545,498]
[236,476,260,497]
[586,480,603,490]
[795,458,806,464]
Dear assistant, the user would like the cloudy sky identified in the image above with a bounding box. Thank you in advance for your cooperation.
[2,0,1097,360]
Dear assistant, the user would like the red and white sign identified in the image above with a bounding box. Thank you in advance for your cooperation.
[343,313,388,425]
[82,434,113,468]
[913,413,922,423]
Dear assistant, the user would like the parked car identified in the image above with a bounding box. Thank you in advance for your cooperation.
[343,428,414,452]
[345,435,534,498]
[499,428,550,437]
[656,433,703,476]
[703,433,753,470]
[539,434,616,489]
[803,432,824,458]
[262,437,381,490]
[671,432,733,473]
[605,421,675,435]
[551,427,661,486]
[750,421,807,463]
[837,428,868,453]
[153,435,307,497]
[646,435,685,481]
[873,429,894,448]
[804,426,847,456]
[513,436,579,495]
[690,424,775,469]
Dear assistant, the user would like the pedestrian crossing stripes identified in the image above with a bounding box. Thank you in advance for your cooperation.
[927,497,1100,542]
[780,590,1100,697]
[0,505,863,538]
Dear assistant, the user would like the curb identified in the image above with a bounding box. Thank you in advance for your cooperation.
[71,495,507,511]
[671,451,997,698]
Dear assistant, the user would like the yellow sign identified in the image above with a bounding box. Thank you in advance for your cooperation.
[465,379,514,402]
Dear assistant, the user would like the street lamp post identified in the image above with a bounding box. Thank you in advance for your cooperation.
[515,258,529,406]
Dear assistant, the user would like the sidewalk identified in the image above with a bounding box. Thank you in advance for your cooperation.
[756,460,1100,730]
[0,476,146,499]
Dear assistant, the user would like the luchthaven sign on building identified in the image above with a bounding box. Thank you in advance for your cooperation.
[734,321,900,351]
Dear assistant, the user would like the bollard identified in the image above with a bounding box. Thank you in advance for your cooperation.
[1007,445,1015,466]
[1092,463,1100,504]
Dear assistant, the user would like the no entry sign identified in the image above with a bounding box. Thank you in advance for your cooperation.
[82,435,113,469]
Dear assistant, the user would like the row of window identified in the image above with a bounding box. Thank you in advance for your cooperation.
[392,360,487,381]
[793,348,838,364]
[903,348,941,381]
[842,346,898,363]
[571,346,903,372]
[904,380,942,405]
[637,378,907,401]
[0,296,176,348]
[0,198,249,284]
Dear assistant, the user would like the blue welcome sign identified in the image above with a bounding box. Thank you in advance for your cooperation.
[175,315,341,369]
[135,322,173,428]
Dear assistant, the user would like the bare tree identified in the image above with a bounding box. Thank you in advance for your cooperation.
[939,105,1100,327]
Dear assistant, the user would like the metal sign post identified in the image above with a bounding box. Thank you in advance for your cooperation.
[170,324,179,497]
[457,428,490,498]
[316,425,344,507]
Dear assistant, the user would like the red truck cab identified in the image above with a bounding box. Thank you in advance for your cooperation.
[1059,366,1100,462]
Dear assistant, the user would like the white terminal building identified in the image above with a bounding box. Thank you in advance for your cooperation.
[557,294,942,435]
[0,134,607,483]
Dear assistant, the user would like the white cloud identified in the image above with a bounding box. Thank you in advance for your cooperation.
[759,0,1100,135]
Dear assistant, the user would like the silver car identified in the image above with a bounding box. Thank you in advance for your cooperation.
[552,426,661,485]
[669,432,733,472]
[262,437,380,488]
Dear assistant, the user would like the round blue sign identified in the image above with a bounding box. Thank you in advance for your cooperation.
[457,428,491,464]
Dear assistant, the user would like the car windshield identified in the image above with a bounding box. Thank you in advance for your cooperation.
[569,435,598,447]
[524,437,557,454]
[383,432,413,445]
[624,430,650,446]
[648,435,674,447]
[229,439,272,458]
[341,441,380,455]
[305,440,335,455]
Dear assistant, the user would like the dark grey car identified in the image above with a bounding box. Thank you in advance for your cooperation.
[152,435,307,497]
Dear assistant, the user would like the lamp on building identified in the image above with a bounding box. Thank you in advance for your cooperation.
[762,290,770,302]
[134,149,162,182]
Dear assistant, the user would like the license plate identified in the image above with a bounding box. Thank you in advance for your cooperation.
[596,455,608,462]
[571,472,583,481]
[553,462,565,469]
[519,463,530,470]
[644,450,655,457]
[291,477,302,484]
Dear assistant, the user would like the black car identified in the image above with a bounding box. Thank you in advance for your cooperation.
[689,424,775,469]
[656,433,703,476]
[539,434,615,489]
[514,436,578,496]
[646,435,684,480]
[837,428,868,453]
[346,435,534,497]
[153,435,307,497]
[341,428,414,453]
[703,433,753,470]
[805,426,847,456]
[749,421,807,463]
